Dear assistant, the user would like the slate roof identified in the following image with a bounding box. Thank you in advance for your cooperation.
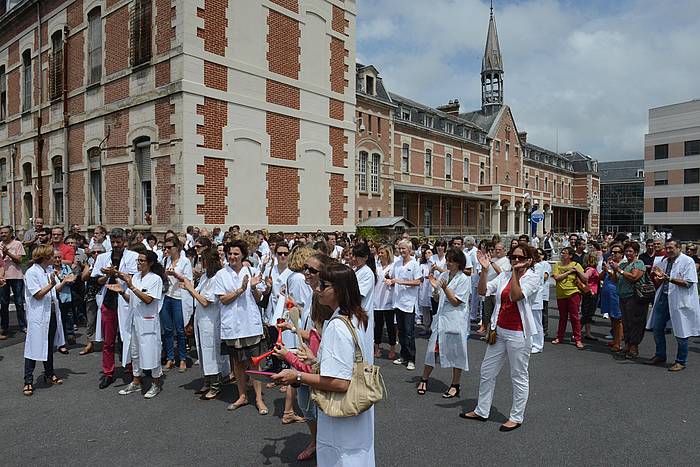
[356,64,393,105]
[482,11,503,73]
[598,160,644,183]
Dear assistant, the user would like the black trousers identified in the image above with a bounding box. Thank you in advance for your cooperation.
[374,309,396,346]
[542,300,549,335]
[24,309,57,385]
[395,309,416,363]
[621,296,648,346]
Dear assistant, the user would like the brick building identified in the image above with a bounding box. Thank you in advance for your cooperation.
[354,8,600,237]
[643,99,700,240]
[0,0,356,233]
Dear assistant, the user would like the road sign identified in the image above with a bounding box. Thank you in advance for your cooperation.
[531,212,544,223]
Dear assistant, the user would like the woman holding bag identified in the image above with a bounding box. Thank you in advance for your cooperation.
[272,262,375,467]
[417,248,470,398]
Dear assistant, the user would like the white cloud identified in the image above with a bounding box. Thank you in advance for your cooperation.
[357,0,700,161]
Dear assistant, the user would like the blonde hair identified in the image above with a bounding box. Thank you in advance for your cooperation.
[32,244,54,263]
[242,233,260,253]
[378,244,394,264]
[288,245,315,272]
[397,239,413,251]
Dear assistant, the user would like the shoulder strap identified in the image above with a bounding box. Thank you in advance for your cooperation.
[330,315,364,363]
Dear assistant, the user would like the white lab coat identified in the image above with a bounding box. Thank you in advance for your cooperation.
[212,265,263,340]
[651,253,700,338]
[266,266,293,324]
[425,271,470,370]
[23,263,66,361]
[286,271,312,348]
[163,254,195,325]
[91,249,139,342]
[121,271,163,369]
[484,269,540,339]
[355,264,376,364]
[317,310,375,467]
[194,274,230,376]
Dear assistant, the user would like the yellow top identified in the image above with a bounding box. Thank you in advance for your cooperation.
[553,261,584,299]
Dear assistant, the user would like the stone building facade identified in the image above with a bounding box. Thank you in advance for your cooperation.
[354,8,600,237]
[0,0,356,232]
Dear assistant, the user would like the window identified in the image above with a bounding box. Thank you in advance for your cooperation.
[425,115,433,127]
[524,172,529,189]
[685,168,700,184]
[424,149,432,176]
[358,209,362,221]
[494,140,500,152]
[365,76,375,95]
[653,198,667,212]
[22,162,31,186]
[52,156,63,223]
[134,137,152,223]
[636,169,644,178]
[544,176,548,192]
[88,8,102,84]
[463,157,469,182]
[445,122,453,133]
[654,144,668,160]
[401,144,409,173]
[535,175,539,190]
[505,144,509,161]
[22,50,31,112]
[445,199,452,225]
[130,0,152,67]
[370,153,380,193]
[401,109,410,120]
[462,202,468,225]
[686,140,700,156]
[0,65,6,120]
[654,171,668,185]
[480,171,485,185]
[684,196,699,212]
[424,199,432,227]
[52,156,63,185]
[54,190,64,224]
[358,151,367,192]
[0,159,6,189]
[49,31,63,100]
[445,154,452,180]
[401,195,408,218]
[89,148,102,224]
[367,210,372,218]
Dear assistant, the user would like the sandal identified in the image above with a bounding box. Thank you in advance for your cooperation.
[58,347,69,355]
[416,378,428,395]
[296,444,316,462]
[575,341,585,350]
[44,375,63,385]
[201,388,220,400]
[79,344,94,356]
[256,401,269,416]
[442,384,460,399]
[282,410,306,424]
[164,360,175,371]
[227,398,249,411]
[551,339,561,345]
[23,384,34,396]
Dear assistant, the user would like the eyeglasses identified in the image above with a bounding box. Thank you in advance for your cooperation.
[319,279,333,291]
[277,251,289,257]
[137,258,146,263]
[303,264,320,274]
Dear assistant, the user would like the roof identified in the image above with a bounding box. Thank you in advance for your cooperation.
[357,216,415,229]
[459,109,501,135]
[389,92,483,131]
[482,11,503,73]
[356,63,393,105]
[598,160,644,183]
[562,151,598,173]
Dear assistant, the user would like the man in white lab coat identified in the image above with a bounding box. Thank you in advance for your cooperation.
[647,239,700,371]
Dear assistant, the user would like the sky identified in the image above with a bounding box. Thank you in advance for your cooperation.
[356,0,700,162]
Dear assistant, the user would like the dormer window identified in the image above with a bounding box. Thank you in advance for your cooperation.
[445,122,453,133]
[365,75,375,96]
[401,108,411,120]
[425,115,434,127]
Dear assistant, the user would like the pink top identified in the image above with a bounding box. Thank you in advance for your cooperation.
[0,240,26,280]
[585,267,600,295]
[283,328,321,373]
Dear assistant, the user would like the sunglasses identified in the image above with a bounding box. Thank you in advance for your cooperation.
[276,251,289,257]
[319,279,333,291]
[164,245,174,249]
[509,255,526,261]
[194,244,203,248]
[611,250,622,254]
[303,264,320,274]
[53,256,62,259]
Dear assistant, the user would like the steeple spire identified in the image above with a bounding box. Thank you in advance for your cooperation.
[481,2,504,112]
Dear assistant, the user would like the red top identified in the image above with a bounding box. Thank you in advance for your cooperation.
[497,281,523,331]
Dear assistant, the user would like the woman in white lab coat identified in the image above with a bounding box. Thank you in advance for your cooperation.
[352,243,376,363]
[272,262,375,467]
[418,248,470,399]
[107,250,164,399]
[23,245,74,396]
[461,245,540,432]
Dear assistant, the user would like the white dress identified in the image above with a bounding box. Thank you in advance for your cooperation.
[121,271,163,369]
[316,310,375,467]
[425,271,470,370]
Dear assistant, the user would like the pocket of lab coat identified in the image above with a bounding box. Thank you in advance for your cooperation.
[140,316,158,335]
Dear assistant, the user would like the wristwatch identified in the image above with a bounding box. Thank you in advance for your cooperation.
[291,372,302,388]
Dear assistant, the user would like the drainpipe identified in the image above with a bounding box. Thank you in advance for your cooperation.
[62,24,69,229]
[35,1,44,218]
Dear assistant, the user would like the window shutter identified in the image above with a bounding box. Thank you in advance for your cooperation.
[136,140,151,181]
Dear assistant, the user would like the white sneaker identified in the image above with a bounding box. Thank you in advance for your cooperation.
[406,362,416,370]
[118,382,141,395]
[602,313,609,319]
[144,383,161,399]
[605,334,613,340]
[393,358,405,365]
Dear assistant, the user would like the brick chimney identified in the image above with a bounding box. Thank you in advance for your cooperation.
[436,99,460,116]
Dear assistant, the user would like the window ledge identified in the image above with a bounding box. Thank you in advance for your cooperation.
[86,81,101,91]
[131,61,151,73]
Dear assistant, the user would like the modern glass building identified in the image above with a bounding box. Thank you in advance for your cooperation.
[599,160,644,235]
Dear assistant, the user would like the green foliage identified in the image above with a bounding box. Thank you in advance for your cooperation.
[356,226,382,242]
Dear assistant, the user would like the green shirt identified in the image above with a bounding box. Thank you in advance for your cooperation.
[616,259,645,299]
[553,261,584,299]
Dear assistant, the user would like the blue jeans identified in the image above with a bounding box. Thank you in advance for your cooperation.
[0,279,27,332]
[652,293,689,365]
[160,296,186,361]
[396,309,416,363]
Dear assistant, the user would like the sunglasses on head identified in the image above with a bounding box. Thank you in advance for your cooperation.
[303,264,319,274]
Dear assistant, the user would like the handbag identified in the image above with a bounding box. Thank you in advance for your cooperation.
[634,271,656,301]
[486,327,497,345]
[311,316,386,417]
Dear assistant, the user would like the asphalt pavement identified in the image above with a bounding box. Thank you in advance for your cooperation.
[2,302,700,466]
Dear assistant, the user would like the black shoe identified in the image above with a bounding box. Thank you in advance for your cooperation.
[499,422,522,432]
[99,376,114,389]
[442,384,460,399]
[459,412,487,421]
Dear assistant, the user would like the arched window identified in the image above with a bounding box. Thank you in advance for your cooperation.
[22,162,32,186]
[480,171,485,185]
[358,151,367,192]
[87,7,103,84]
[370,153,380,193]
[134,137,152,224]
[52,156,64,224]
[22,50,31,112]
[88,148,102,224]
[445,153,452,180]
[424,149,432,177]
[49,30,63,100]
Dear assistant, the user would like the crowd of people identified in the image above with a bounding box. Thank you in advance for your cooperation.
[1,218,699,465]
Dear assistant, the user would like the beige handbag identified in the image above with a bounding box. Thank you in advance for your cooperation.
[311,316,386,417]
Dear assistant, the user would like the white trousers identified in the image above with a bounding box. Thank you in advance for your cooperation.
[531,308,544,352]
[130,322,163,378]
[475,326,531,424]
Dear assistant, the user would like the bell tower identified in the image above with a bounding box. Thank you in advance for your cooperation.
[481,2,504,113]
